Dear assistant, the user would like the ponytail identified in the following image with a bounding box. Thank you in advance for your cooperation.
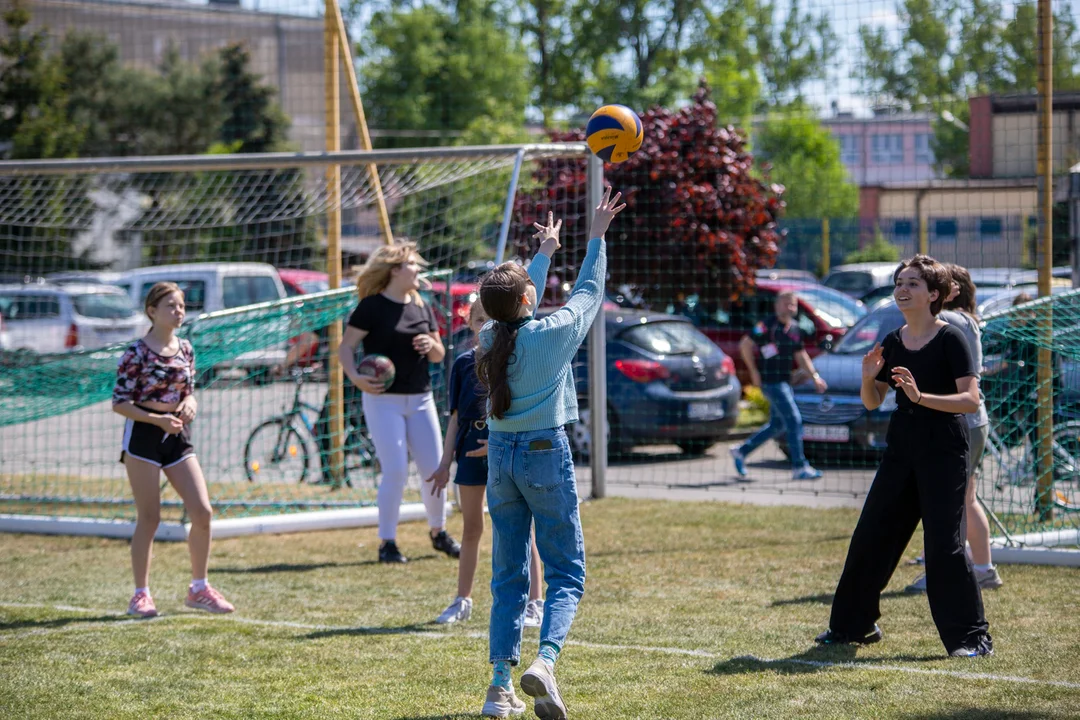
[474,262,532,420]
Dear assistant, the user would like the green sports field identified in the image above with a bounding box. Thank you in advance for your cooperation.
[1,498,1079,719]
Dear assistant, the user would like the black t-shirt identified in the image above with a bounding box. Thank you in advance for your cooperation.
[449,348,488,458]
[750,315,807,384]
[348,293,437,394]
[876,324,977,413]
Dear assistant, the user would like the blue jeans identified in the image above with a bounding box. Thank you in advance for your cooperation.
[740,382,807,469]
[486,427,585,664]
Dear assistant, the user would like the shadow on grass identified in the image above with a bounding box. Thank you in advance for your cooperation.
[215,555,439,574]
[770,589,910,607]
[394,715,486,720]
[303,623,440,640]
[0,614,135,632]
[708,645,944,677]
[898,714,1058,720]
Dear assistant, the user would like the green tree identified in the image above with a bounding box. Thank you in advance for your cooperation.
[754,111,858,219]
[217,43,290,153]
[360,1,530,138]
[0,5,82,159]
[747,0,837,106]
[516,0,587,126]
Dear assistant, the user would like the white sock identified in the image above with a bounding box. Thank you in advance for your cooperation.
[973,563,994,573]
[135,587,149,595]
[190,578,208,592]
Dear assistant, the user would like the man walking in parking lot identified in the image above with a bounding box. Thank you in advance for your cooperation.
[730,290,827,480]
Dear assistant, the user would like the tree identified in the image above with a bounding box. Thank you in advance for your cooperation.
[859,0,1080,177]
[747,0,837,106]
[217,43,290,154]
[0,4,82,159]
[515,81,784,310]
[753,111,858,219]
[516,0,587,126]
[359,1,530,139]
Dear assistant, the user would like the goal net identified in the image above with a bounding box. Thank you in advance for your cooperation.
[0,144,592,537]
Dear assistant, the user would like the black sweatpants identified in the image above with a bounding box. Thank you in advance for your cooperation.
[829,408,990,653]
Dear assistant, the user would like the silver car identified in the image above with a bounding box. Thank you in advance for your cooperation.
[0,283,146,354]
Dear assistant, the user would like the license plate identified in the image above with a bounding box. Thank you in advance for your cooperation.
[803,425,850,442]
[688,402,725,420]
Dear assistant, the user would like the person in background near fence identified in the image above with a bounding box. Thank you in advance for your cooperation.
[730,290,827,481]
[112,281,235,618]
[817,254,992,658]
[339,243,460,564]
[427,301,545,627]
[906,264,1003,594]
[474,190,623,719]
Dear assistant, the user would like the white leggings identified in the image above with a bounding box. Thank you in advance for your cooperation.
[361,391,446,539]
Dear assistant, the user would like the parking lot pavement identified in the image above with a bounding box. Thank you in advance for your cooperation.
[2,380,876,511]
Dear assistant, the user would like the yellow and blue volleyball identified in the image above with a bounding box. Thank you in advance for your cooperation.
[586,104,643,164]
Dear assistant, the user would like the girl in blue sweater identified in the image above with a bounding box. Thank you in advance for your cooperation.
[475,188,624,719]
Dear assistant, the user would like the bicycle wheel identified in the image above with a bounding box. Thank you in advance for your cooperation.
[342,424,380,489]
[1050,421,1080,511]
[244,418,310,485]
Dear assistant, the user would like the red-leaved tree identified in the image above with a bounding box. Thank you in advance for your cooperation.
[512,81,784,311]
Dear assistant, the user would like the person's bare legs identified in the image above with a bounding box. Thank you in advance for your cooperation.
[163,457,213,580]
[125,456,162,588]
[456,485,487,598]
[529,527,543,603]
[965,472,993,567]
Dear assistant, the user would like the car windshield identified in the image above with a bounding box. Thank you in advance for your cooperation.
[72,292,137,319]
[796,287,867,328]
[825,271,875,295]
[223,276,281,309]
[621,320,717,356]
[832,306,905,355]
[299,280,330,294]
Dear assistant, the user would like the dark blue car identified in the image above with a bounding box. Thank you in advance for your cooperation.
[443,308,742,458]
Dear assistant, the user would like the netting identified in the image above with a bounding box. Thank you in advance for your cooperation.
[0,148,589,525]
[4,0,1080,553]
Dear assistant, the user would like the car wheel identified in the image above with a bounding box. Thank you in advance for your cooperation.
[571,403,627,460]
[676,438,719,456]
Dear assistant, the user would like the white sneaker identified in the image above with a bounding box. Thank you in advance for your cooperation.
[481,684,526,718]
[520,657,567,720]
[435,595,473,624]
[524,599,544,629]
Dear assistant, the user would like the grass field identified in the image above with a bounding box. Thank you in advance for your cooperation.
[1,498,1079,719]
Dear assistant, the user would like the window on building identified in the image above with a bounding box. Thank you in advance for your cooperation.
[839,134,860,165]
[914,134,933,164]
[871,134,904,164]
[893,219,913,238]
[934,218,958,241]
[979,217,1003,241]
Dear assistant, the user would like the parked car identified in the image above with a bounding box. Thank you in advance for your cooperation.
[672,280,866,389]
[786,301,905,464]
[278,269,331,297]
[562,309,741,458]
[45,271,129,290]
[756,268,819,283]
[823,262,898,307]
[0,282,146,354]
[427,280,479,336]
[117,262,288,380]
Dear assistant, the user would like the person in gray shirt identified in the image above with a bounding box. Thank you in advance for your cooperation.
[906,263,1004,593]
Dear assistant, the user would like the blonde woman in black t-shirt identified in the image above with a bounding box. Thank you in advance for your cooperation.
[816,255,992,658]
[339,243,460,564]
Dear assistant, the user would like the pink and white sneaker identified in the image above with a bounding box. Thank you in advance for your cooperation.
[127,590,159,618]
[184,585,235,614]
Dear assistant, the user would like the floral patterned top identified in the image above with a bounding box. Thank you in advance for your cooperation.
[112,338,195,406]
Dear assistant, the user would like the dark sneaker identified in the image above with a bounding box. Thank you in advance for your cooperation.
[949,635,994,658]
[814,624,883,645]
[379,540,408,564]
[431,530,461,559]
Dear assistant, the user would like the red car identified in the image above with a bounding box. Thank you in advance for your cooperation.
[278,269,331,297]
[427,280,479,336]
[673,280,867,389]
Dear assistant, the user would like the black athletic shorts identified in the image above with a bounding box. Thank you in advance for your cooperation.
[120,409,195,469]
[454,420,489,487]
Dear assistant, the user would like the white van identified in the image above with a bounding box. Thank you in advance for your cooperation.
[117,262,288,376]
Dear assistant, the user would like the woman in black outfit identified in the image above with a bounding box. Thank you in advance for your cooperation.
[816,255,992,658]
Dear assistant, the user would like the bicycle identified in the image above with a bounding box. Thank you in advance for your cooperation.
[243,366,380,487]
[981,409,1080,514]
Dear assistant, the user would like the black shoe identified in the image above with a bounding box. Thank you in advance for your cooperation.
[814,624,883,645]
[949,634,994,658]
[379,540,408,564]
[431,530,461,559]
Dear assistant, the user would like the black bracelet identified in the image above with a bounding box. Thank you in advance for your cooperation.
[915,391,923,405]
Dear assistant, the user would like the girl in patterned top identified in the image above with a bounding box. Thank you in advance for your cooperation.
[112,282,234,618]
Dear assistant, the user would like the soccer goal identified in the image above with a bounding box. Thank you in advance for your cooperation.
[0,143,608,539]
